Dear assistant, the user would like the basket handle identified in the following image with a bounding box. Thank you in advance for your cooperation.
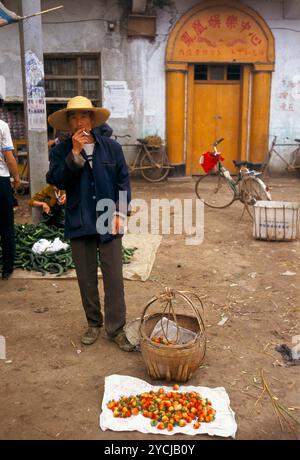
[140,295,160,326]
[139,289,178,326]
[176,291,205,338]
[139,288,205,339]
[160,295,180,343]
[177,290,205,318]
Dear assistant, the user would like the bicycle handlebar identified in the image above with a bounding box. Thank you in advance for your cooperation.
[213,138,224,147]
[113,133,131,140]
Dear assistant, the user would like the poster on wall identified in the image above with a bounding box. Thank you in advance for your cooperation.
[25,50,47,131]
[103,81,133,118]
[27,97,47,131]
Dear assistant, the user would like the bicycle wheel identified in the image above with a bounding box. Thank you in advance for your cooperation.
[140,149,170,182]
[195,173,235,208]
[291,147,300,177]
[240,176,271,219]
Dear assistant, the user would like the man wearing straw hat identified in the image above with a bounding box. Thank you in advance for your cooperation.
[46,96,134,351]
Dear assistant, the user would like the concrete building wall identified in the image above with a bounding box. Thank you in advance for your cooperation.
[0,0,23,101]
[0,0,300,170]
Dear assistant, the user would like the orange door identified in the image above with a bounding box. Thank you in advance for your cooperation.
[190,65,241,174]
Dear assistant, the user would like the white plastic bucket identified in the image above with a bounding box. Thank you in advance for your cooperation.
[253,201,300,241]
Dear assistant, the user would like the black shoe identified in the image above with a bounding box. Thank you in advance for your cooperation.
[81,327,100,345]
[2,271,13,280]
[112,331,135,352]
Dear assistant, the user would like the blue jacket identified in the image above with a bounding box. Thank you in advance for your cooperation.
[46,129,131,242]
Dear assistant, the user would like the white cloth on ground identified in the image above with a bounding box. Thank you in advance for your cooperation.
[100,374,237,438]
[31,237,69,254]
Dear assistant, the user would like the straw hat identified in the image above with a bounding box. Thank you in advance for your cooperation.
[48,96,110,130]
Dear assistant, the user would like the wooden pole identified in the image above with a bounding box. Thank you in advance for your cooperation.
[21,5,63,21]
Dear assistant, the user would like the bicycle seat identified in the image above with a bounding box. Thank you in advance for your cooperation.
[233,160,264,171]
[294,139,300,143]
[137,138,148,144]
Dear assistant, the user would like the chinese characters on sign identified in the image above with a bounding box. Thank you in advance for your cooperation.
[181,16,262,45]
[208,14,221,29]
[226,15,238,30]
[178,48,263,58]
[27,98,47,130]
[192,20,207,35]
[174,9,266,62]
[103,81,133,118]
[277,77,300,112]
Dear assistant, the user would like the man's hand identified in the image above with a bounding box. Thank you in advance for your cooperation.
[48,139,56,149]
[112,215,124,235]
[72,129,90,155]
[4,150,21,190]
[13,177,21,191]
[42,202,51,214]
[58,193,66,206]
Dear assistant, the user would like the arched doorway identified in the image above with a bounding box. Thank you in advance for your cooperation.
[166,0,275,174]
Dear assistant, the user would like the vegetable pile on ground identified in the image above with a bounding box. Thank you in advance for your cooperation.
[151,335,177,345]
[0,224,137,276]
[122,247,137,264]
[107,385,216,431]
[13,223,71,276]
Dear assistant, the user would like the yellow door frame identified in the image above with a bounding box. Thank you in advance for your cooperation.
[186,64,250,175]
[166,0,275,175]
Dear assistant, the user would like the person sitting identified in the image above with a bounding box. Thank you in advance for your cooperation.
[28,184,66,228]
[48,130,71,150]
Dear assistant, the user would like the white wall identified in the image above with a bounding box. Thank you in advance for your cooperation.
[267,24,300,169]
[0,0,22,101]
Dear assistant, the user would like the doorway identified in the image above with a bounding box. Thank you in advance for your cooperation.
[190,64,241,174]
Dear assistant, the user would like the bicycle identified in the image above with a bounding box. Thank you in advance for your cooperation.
[262,136,300,177]
[113,134,171,182]
[195,138,271,219]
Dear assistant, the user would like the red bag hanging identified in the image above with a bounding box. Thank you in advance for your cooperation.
[199,152,221,173]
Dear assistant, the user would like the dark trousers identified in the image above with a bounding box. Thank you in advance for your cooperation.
[0,177,15,274]
[70,235,126,336]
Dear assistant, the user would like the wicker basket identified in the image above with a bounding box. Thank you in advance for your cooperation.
[144,135,163,148]
[139,288,206,382]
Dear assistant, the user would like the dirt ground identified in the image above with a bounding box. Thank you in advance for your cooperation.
[0,176,299,441]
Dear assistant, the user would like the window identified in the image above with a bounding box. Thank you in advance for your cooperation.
[194,64,241,82]
[194,64,208,81]
[44,54,101,102]
[210,65,225,81]
[0,103,25,139]
[227,65,241,81]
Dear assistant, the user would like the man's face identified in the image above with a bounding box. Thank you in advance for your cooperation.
[67,110,93,132]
